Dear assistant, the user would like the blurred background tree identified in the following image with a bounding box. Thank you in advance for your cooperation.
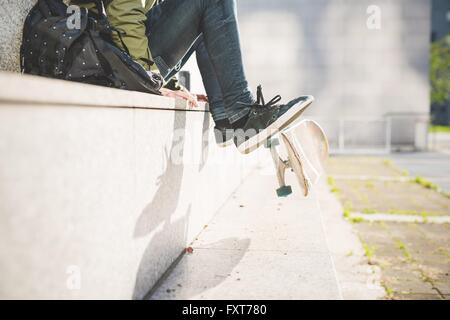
[430,35,450,105]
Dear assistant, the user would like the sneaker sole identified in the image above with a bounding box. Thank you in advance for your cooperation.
[237,95,314,154]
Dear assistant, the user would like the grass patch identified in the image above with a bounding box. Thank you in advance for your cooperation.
[443,191,450,199]
[385,208,445,216]
[349,216,365,223]
[360,238,376,264]
[414,176,438,191]
[382,158,408,176]
[365,180,375,189]
[382,281,395,300]
[435,247,450,261]
[361,208,377,214]
[393,239,413,262]
[343,208,351,219]
[336,178,449,216]
[343,201,354,218]
[343,207,365,223]
[429,125,450,133]
[412,176,450,202]
[327,176,340,193]
[342,202,370,222]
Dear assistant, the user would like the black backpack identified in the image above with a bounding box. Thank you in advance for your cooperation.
[20,0,163,94]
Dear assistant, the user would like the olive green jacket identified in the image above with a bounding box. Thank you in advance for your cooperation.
[71,0,158,71]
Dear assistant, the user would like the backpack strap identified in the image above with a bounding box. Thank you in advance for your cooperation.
[90,31,162,94]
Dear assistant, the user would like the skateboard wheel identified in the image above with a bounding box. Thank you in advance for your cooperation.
[265,138,280,148]
[276,185,292,197]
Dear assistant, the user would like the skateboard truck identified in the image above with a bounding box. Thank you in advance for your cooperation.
[266,138,293,197]
[265,119,329,198]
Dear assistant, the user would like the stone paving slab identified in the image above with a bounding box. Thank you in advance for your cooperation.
[326,157,403,177]
[149,167,342,299]
[333,179,450,215]
[314,182,385,299]
[194,195,330,254]
[395,293,444,300]
[150,249,340,300]
[354,221,450,300]
[390,152,450,193]
[327,155,450,216]
[327,155,450,300]
[148,158,388,300]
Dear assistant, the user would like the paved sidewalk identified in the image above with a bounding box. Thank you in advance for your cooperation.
[328,155,450,300]
[148,164,384,300]
[389,152,450,193]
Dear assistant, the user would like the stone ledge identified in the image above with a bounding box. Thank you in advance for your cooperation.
[0,71,208,112]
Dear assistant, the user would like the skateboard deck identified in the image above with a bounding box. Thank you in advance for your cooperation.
[267,119,329,197]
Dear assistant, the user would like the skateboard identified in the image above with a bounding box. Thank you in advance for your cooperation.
[266,112,329,197]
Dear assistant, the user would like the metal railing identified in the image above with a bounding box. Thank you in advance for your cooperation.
[311,112,430,154]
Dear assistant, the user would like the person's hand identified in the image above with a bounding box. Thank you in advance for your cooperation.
[179,86,206,106]
[178,85,208,106]
[160,87,199,108]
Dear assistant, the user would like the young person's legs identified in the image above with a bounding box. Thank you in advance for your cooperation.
[147,0,313,153]
[162,33,233,145]
[195,38,236,145]
[195,39,227,124]
[146,0,253,123]
[164,35,228,125]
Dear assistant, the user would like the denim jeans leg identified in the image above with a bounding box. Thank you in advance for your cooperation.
[162,34,228,123]
[146,0,254,123]
[195,38,228,122]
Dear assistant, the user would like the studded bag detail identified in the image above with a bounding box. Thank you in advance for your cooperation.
[20,0,163,94]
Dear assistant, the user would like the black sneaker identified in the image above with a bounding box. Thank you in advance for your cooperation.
[233,85,314,154]
[214,121,234,147]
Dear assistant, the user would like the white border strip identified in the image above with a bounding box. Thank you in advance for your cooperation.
[352,213,450,224]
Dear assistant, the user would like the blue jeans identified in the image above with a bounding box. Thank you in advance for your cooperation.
[145,0,253,123]
[164,35,227,122]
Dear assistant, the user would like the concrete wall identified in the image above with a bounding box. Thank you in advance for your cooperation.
[237,0,431,151]
[0,72,261,299]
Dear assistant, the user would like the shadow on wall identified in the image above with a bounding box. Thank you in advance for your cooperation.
[131,110,214,300]
[132,110,188,300]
